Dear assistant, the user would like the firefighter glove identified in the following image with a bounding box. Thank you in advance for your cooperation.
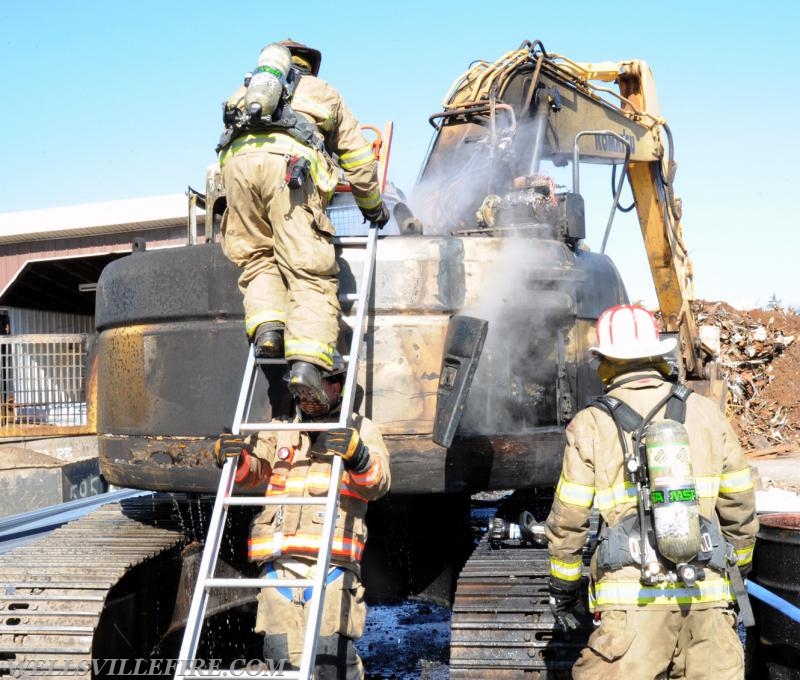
[214,432,253,468]
[548,578,583,632]
[324,427,371,473]
[360,202,390,229]
[738,561,752,580]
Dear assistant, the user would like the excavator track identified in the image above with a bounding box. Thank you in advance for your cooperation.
[449,534,593,679]
[0,495,193,675]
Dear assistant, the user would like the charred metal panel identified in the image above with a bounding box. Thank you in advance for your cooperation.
[96,244,242,330]
[100,435,220,492]
[95,234,624,494]
[529,70,662,163]
[433,315,488,448]
[95,320,257,436]
[339,237,467,313]
[425,67,662,175]
[384,428,565,494]
[100,428,564,495]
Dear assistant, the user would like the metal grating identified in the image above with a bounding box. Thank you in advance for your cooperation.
[327,204,369,237]
[1,334,92,437]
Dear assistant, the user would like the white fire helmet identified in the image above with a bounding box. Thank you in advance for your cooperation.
[590,304,677,360]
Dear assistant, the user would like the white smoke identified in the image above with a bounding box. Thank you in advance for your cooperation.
[407,113,579,434]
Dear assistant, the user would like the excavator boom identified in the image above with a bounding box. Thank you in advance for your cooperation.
[418,41,712,381]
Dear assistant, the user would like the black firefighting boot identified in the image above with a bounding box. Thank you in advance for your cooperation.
[288,361,329,414]
[253,325,284,359]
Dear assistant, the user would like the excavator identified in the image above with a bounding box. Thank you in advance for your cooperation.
[0,39,721,677]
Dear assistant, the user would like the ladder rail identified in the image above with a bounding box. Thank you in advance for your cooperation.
[179,131,385,676]
[231,349,257,436]
[341,225,378,423]
[295,454,343,679]
[176,454,239,668]
[295,224,378,680]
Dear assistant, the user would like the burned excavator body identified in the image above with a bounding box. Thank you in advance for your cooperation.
[97,41,711,500]
[0,40,722,675]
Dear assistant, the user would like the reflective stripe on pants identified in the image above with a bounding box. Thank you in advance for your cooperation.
[221,149,339,370]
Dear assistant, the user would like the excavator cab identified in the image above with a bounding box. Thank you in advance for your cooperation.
[417,42,654,444]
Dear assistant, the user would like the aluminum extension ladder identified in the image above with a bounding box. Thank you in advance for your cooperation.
[175,224,380,679]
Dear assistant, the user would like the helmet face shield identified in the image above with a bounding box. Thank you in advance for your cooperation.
[285,352,344,417]
[325,351,346,379]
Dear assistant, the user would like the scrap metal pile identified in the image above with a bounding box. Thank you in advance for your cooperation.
[692,300,800,454]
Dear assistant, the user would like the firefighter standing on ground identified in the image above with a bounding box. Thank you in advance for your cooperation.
[215,358,390,680]
[216,40,389,410]
[545,304,758,679]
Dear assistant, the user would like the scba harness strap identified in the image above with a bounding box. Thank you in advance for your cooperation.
[591,381,706,572]
[592,381,692,442]
[264,561,345,605]
[216,68,321,154]
[590,379,755,624]
[591,382,730,573]
[596,510,728,573]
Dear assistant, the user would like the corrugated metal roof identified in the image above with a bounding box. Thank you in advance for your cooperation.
[0,253,125,314]
[0,194,204,245]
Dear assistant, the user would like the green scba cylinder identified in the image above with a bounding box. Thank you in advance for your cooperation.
[644,419,701,564]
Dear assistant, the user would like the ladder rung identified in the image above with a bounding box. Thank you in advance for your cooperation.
[225,496,328,507]
[251,355,350,367]
[334,236,369,246]
[253,356,288,366]
[239,420,345,432]
[178,226,379,675]
[205,577,313,589]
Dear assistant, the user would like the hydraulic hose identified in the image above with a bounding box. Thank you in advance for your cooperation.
[747,579,800,624]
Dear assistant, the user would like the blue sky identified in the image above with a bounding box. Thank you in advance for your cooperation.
[2,1,799,310]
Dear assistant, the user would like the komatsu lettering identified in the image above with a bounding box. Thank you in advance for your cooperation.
[595,131,636,154]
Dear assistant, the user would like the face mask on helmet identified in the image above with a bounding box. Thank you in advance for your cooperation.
[291,353,345,417]
[325,352,346,379]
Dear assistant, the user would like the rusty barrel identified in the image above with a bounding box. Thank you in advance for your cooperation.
[751,513,800,679]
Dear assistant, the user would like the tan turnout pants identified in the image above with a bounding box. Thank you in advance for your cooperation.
[255,561,366,678]
[221,148,339,370]
[572,607,743,679]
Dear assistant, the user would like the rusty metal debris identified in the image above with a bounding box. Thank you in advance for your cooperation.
[692,301,798,454]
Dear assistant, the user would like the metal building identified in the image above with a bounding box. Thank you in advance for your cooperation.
[0,193,202,437]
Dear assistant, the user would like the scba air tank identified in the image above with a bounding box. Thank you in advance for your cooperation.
[643,419,701,564]
[244,44,292,121]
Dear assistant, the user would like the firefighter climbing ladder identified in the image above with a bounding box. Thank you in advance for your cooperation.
[175,124,391,679]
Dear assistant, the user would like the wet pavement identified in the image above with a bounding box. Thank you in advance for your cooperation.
[356,494,507,679]
[359,600,451,679]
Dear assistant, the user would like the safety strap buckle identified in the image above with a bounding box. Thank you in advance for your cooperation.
[265,562,346,605]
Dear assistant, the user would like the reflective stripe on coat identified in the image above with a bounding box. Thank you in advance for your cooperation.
[545,370,758,610]
[235,413,390,574]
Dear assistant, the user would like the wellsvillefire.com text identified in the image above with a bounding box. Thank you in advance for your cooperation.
[8,658,289,677]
